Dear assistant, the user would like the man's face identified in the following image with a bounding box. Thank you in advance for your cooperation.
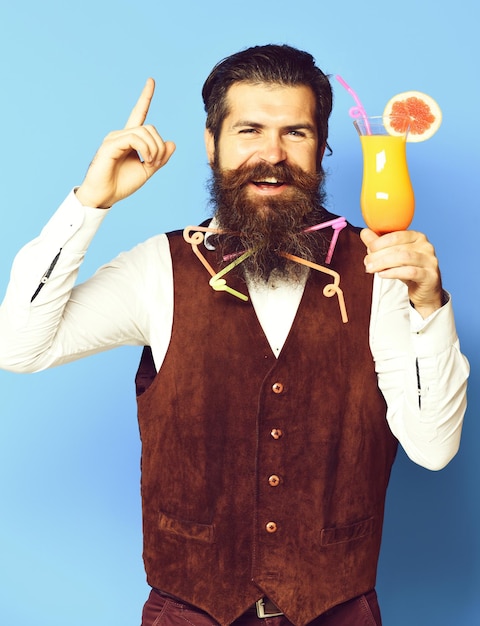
[205,82,322,194]
[205,82,329,283]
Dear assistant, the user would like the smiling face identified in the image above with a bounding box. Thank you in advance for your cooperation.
[205,82,324,199]
[205,82,330,283]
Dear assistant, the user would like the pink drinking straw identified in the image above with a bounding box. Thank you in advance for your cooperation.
[335,75,371,134]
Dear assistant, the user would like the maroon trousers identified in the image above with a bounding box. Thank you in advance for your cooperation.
[141,589,382,626]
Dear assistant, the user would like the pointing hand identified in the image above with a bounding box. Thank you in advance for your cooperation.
[76,78,176,209]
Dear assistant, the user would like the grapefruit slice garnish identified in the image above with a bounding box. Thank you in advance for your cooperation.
[383,90,442,142]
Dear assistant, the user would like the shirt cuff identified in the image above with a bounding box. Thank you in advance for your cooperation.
[409,292,458,358]
[39,188,111,251]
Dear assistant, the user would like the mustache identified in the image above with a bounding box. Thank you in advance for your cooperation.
[212,161,322,193]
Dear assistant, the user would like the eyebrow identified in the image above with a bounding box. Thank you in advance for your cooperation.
[232,120,317,134]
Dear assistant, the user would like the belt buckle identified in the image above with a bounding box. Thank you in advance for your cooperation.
[255,598,284,618]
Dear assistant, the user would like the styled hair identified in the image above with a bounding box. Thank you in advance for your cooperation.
[202,44,333,164]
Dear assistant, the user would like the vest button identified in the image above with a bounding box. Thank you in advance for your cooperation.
[268,475,281,487]
[270,428,283,440]
[265,521,278,533]
[272,382,284,394]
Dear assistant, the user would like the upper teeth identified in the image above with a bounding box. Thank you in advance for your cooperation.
[256,177,279,183]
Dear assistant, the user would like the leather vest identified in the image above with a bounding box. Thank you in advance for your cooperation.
[135,221,398,626]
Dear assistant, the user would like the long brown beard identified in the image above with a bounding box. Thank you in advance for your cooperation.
[209,161,330,283]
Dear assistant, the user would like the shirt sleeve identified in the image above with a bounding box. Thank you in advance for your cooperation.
[370,274,470,470]
[0,190,174,373]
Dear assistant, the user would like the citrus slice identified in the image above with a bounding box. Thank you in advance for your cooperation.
[383,91,442,142]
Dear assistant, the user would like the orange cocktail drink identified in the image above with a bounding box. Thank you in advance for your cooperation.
[354,117,414,234]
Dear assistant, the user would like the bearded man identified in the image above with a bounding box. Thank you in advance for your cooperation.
[0,45,469,626]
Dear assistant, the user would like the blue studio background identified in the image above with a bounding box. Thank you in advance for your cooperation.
[0,1,478,624]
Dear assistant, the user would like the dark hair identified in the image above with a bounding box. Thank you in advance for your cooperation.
[202,44,333,164]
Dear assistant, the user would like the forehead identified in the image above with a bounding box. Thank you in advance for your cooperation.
[223,82,317,127]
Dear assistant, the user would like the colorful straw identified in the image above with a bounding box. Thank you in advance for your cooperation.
[335,75,371,134]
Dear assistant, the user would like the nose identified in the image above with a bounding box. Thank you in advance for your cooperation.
[258,134,287,165]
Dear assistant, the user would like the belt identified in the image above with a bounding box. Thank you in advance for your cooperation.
[154,589,284,619]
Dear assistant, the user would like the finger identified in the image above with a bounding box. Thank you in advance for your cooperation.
[142,139,176,171]
[124,78,155,129]
[135,126,176,166]
[365,242,437,277]
[154,140,176,167]
[143,141,177,178]
[99,130,158,167]
[360,228,379,251]
[105,125,166,163]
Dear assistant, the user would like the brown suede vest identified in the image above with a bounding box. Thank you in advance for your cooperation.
[135,222,398,626]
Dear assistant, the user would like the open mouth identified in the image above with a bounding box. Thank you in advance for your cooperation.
[252,177,286,189]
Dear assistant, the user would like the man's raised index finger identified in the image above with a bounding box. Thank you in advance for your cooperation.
[124,77,155,129]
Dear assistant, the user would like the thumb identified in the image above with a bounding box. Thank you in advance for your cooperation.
[360,228,379,252]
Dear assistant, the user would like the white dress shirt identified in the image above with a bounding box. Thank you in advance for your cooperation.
[0,190,469,470]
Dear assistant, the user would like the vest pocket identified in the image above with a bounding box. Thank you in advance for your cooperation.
[158,510,215,543]
[320,516,375,546]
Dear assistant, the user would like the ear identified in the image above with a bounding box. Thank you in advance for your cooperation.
[204,128,215,165]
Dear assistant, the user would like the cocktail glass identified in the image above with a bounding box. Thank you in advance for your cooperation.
[354,116,415,234]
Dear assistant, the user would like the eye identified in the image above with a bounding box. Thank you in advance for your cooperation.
[238,127,259,135]
[287,129,307,139]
